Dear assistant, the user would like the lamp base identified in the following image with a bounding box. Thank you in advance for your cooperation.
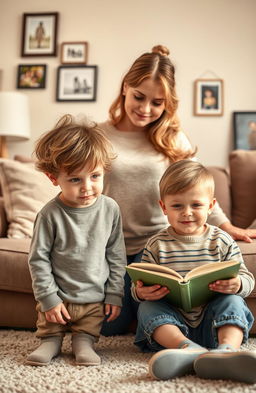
[0,136,8,158]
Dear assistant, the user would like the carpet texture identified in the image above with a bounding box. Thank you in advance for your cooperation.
[0,329,256,393]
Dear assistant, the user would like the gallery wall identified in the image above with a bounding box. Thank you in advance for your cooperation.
[0,0,256,166]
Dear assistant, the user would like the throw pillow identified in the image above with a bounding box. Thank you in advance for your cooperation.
[14,154,34,163]
[207,166,231,220]
[0,159,59,238]
[230,150,256,228]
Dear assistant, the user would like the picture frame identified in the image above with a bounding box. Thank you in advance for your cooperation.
[21,12,58,56]
[56,65,97,102]
[194,79,224,116]
[61,42,88,64]
[17,64,47,89]
[233,111,256,150]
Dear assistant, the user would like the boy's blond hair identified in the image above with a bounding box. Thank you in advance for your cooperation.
[159,160,215,200]
[34,114,116,176]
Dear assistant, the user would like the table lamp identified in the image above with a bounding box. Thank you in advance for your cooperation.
[0,92,30,158]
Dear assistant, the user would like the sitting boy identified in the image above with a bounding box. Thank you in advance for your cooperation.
[133,160,256,383]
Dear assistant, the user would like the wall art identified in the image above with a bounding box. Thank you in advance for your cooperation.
[21,12,58,56]
[233,111,256,150]
[17,64,47,89]
[194,79,223,116]
[56,65,97,102]
[61,42,88,64]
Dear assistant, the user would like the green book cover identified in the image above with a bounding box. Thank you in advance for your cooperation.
[126,260,241,312]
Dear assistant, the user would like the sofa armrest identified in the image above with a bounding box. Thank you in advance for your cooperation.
[207,166,232,221]
[0,197,8,237]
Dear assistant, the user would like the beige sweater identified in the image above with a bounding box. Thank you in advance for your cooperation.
[100,121,228,255]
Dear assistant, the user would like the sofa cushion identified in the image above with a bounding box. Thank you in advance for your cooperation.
[237,240,256,298]
[0,159,59,238]
[230,150,256,228]
[0,197,7,237]
[0,238,32,293]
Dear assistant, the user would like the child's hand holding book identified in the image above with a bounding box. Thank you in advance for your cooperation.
[128,260,241,312]
[135,280,170,301]
[209,276,241,294]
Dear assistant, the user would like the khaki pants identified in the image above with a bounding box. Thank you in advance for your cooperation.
[36,302,105,340]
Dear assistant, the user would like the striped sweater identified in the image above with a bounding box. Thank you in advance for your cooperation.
[133,224,254,327]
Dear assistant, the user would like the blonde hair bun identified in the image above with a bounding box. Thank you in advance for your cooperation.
[152,45,170,56]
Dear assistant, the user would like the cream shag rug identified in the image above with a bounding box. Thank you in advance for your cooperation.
[0,329,256,393]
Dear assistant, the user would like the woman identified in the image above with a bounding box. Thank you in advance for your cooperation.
[100,45,256,336]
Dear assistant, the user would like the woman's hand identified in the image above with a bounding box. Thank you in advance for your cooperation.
[45,303,71,325]
[135,280,169,301]
[209,276,241,294]
[220,222,256,243]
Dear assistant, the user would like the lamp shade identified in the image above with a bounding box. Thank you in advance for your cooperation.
[0,92,30,141]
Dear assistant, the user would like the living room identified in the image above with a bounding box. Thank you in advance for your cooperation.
[0,0,255,166]
[0,0,256,392]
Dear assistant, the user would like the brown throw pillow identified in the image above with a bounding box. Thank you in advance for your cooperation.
[207,166,231,220]
[230,150,256,228]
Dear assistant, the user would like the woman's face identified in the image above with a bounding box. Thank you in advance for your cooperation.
[122,78,166,131]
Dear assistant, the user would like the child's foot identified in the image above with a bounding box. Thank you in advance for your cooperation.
[26,336,63,366]
[72,333,101,366]
[148,340,207,380]
[194,349,256,384]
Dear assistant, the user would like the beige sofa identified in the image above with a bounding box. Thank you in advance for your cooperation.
[0,150,256,332]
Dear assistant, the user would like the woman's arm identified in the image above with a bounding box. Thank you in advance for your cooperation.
[207,201,256,242]
[220,222,256,243]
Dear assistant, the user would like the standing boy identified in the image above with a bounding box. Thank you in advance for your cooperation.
[27,114,126,366]
[133,160,255,383]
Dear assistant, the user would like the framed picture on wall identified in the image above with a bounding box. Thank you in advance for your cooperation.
[56,65,97,102]
[61,42,88,64]
[21,12,59,56]
[17,64,47,89]
[194,79,224,116]
[233,112,256,150]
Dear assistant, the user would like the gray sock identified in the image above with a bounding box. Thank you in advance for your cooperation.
[26,336,63,366]
[215,343,236,351]
[72,333,101,366]
[179,339,206,350]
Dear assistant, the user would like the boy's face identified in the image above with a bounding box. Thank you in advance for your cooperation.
[159,183,216,236]
[48,164,104,208]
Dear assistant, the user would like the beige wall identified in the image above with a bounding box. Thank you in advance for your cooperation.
[0,0,256,166]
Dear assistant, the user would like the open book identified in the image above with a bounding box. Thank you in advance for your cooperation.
[126,260,241,312]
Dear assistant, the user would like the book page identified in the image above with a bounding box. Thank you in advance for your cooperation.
[129,262,183,280]
[127,266,183,283]
[185,260,240,281]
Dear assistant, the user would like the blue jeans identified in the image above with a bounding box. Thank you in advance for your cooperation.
[100,251,143,336]
[135,294,254,352]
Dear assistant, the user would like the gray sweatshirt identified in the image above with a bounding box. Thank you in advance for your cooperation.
[28,194,126,312]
